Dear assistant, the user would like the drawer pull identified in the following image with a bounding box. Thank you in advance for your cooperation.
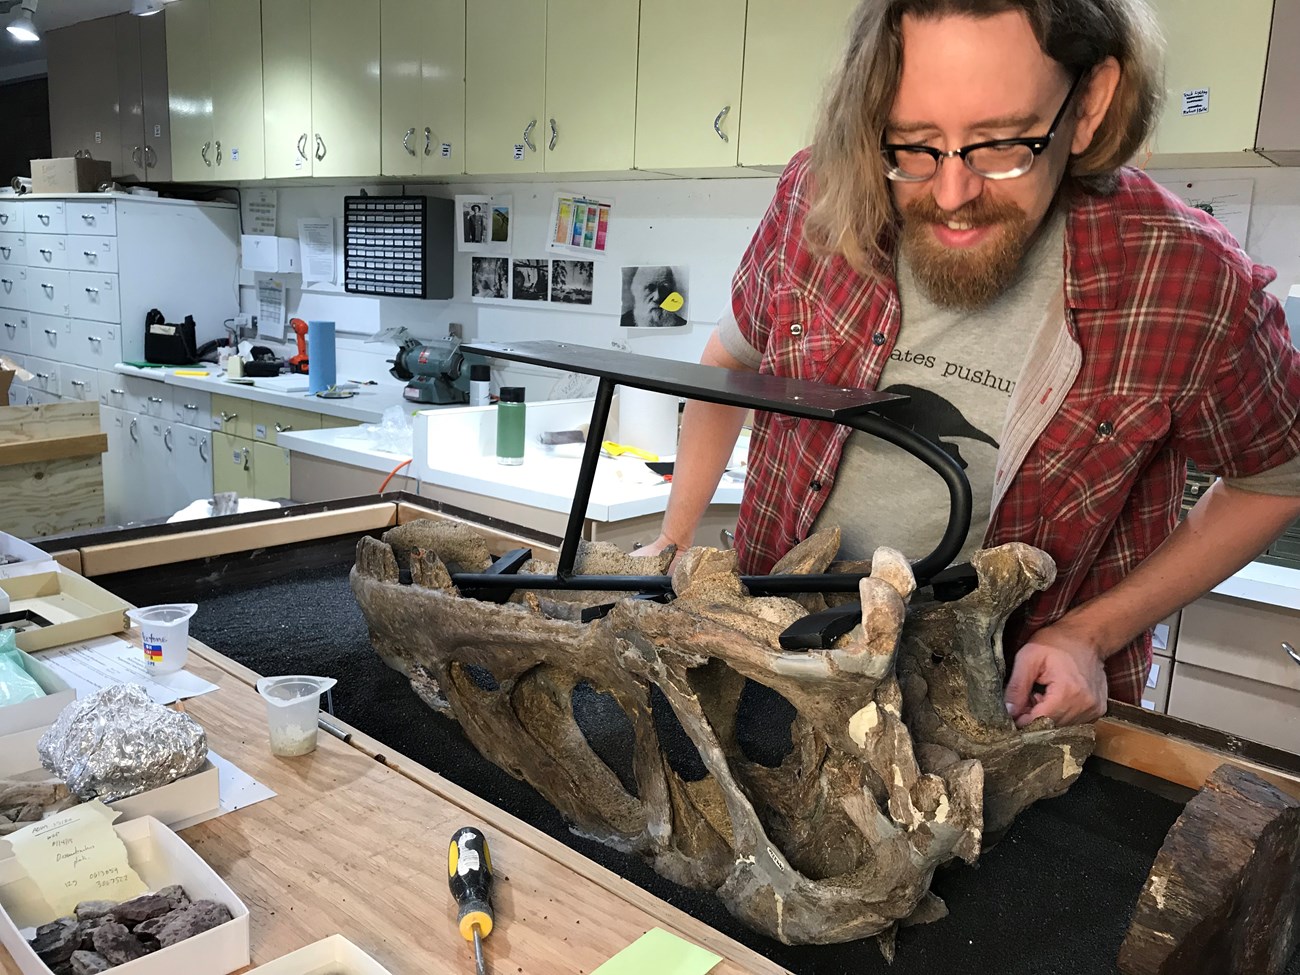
[1284,642,1300,667]
[36,371,51,379]
[274,422,292,433]
[3,323,13,333]
[83,251,97,259]
[82,214,95,223]
[41,283,53,292]
[148,396,164,404]
[85,287,100,294]
[88,335,102,343]
[109,388,125,395]
[0,278,12,287]
[0,246,9,258]
[37,213,50,225]
[39,248,52,258]
[43,328,58,336]
[70,379,86,388]
[220,411,238,422]
[183,403,198,411]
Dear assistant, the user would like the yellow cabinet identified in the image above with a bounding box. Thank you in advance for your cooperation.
[251,402,322,445]
[212,430,255,497]
[311,0,382,178]
[465,0,547,176]
[1146,0,1274,164]
[165,0,264,180]
[543,0,639,173]
[381,0,466,177]
[738,0,858,170]
[252,441,293,499]
[164,0,212,182]
[634,0,747,172]
[212,394,254,440]
[262,0,314,178]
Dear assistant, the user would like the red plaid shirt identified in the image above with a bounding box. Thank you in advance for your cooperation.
[732,150,1300,704]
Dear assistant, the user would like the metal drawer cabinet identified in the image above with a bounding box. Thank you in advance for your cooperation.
[0,201,20,231]
[67,200,116,236]
[0,266,28,312]
[68,317,120,370]
[25,201,66,235]
[29,268,72,317]
[0,232,26,266]
[1178,595,1300,693]
[29,314,70,358]
[69,234,118,273]
[25,233,68,270]
[59,362,100,402]
[69,270,121,323]
[1169,661,1300,754]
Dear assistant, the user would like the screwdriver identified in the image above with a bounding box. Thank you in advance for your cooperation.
[448,826,495,975]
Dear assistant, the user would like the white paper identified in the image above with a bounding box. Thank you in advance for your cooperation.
[242,188,278,237]
[37,637,219,705]
[169,751,277,830]
[298,218,337,284]
[1158,177,1254,248]
[255,275,287,340]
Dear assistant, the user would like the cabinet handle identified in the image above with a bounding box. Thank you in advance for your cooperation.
[35,372,51,379]
[83,251,97,260]
[81,213,94,223]
[41,283,53,293]
[39,248,52,258]
[0,214,7,224]
[183,403,198,411]
[0,278,10,289]
[215,140,223,166]
[2,323,13,333]
[424,126,432,156]
[144,145,157,168]
[201,141,211,166]
[274,422,292,433]
[129,417,139,442]
[220,410,238,422]
[297,133,309,160]
[70,379,86,389]
[242,446,251,472]
[148,396,164,404]
[403,127,417,156]
[0,246,8,258]
[85,287,100,294]
[37,212,50,225]
[199,436,209,462]
[1284,642,1300,667]
[43,328,58,336]
[132,146,143,168]
[88,335,102,344]
[713,105,731,143]
[315,134,326,161]
[164,427,174,452]
[549,118,558,151]
[109,388,125,396]
[523,119,537,152]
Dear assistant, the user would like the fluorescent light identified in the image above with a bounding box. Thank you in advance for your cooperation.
[131,0,164,14]
[6,2,38,42]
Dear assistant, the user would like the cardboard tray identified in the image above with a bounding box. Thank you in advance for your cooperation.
[0,815,250,975]
[0,567,130,652]
[0,534,49,569]
[0,650,75,736]
[0,727,220,851]
[248,935,398,974]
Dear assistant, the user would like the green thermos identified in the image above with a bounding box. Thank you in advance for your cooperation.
[496,387,526,465]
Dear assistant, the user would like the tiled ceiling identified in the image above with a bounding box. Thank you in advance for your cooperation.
[0,0,135,79]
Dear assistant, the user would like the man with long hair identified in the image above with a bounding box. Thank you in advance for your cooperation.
[639,0,1300,728]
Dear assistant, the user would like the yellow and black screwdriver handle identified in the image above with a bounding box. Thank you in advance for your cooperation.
[448,826,494,942]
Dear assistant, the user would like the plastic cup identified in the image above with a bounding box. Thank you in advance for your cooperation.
[125,603,197,675]
[256,675,337,757]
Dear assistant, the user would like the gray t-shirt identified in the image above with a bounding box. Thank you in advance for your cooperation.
[812,209,1068,563]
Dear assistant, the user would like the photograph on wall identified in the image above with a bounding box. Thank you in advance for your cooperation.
[457,194,513,254]
[548,192,613,258]
[550,259,594,305]
[511,259,550,302]
[471,256,510,299]
[620,265,688,328]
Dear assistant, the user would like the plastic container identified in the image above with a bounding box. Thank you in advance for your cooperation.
[256,675,337,757]
[125,603,198,675]
[307,320,337,394]
[469,363,491,407]
[496,386,525,466]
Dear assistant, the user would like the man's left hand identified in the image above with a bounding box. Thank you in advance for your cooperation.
[1004,622,1109,729]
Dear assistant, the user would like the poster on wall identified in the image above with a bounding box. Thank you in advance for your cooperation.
[511,259,550,302]
[548,192,613,258]
[1156,178,1254,247]
[620,265,688,328]
[550,259,594,306]
[457,194,513,254]
[471,256,509,299]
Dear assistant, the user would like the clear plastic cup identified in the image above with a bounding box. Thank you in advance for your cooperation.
[125,603,198,675]
[255,675,337,757]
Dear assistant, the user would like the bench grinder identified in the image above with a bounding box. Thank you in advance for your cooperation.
[389,329,488,405]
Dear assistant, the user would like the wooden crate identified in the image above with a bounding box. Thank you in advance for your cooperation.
[0,401,106,538]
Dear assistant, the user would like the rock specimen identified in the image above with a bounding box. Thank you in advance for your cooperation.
[0,777,78,834]
[1119,764,1300,975]
[352,523,1095,950]
[26,887,234,975]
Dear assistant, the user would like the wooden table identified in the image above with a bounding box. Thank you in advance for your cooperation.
[1,637,786,975]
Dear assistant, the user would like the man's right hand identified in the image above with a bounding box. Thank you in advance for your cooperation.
[631,533,681,569]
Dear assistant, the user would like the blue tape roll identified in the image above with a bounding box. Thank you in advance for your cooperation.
[306,320,337,394]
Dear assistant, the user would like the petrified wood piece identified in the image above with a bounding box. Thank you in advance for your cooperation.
[351,524,1095,948]
[1119,764,1300,975]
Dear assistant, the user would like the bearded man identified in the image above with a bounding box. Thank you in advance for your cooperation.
[637,0,1300,728]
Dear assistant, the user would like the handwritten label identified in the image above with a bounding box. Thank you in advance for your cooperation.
[1182,88,1210,116]
[441,142,452,158]
[513,144,525,161]
[8,802,147,917]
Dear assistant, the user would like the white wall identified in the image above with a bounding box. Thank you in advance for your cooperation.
[239,164,1300,396]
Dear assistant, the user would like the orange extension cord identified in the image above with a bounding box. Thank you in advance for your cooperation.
[378,458,413,493]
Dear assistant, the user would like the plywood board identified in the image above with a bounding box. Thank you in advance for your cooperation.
[0,455,104,539]
[0,432,107,467]
[0,401,100,444]
[78,504,399,577]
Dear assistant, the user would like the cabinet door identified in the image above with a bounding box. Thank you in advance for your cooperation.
[252,441,293,500]
[381,0,466,177]
[543,0,638,173]
[46,17,120,165]
[139,13,173,181]
[166,0,214,181]
[213,431,256,497]
[634,0,746,171]
[738,0,857,169]
[175,424,215,509]
[0,311,28,356]
[101,407,129,526]
[311,0,382,178]
[263,0,315,178]
[1146,0,1273,158]
[465,0,546,175]
[210,0,266,179]
[117,14,147,180]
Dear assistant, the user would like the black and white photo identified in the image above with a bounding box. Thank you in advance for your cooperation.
[511,259,549,302]
[620,265,688,328]
[550,259,594,305]
[471,256,509,299]
[456,194,512,253]
[461,200,487,245]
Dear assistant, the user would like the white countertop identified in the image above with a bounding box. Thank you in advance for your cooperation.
[113,363,422,423]
[1210,560,1300,612]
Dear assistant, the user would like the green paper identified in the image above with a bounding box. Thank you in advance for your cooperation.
[592,928,722,975]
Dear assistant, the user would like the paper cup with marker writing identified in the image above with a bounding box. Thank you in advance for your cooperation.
[256,675,337,757]
[125,603,197,675]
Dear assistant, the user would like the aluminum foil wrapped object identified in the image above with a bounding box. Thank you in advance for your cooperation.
[37,684,207,802]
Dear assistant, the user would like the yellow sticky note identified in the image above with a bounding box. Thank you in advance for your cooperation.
[659,292,685,313]
[8,801,148,917]
[592,928,722,975]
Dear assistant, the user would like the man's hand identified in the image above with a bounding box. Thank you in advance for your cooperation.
[630,533,681,569]
[1004,621,1109,729]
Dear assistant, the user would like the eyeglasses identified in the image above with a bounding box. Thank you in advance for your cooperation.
[881,74,1083,182]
